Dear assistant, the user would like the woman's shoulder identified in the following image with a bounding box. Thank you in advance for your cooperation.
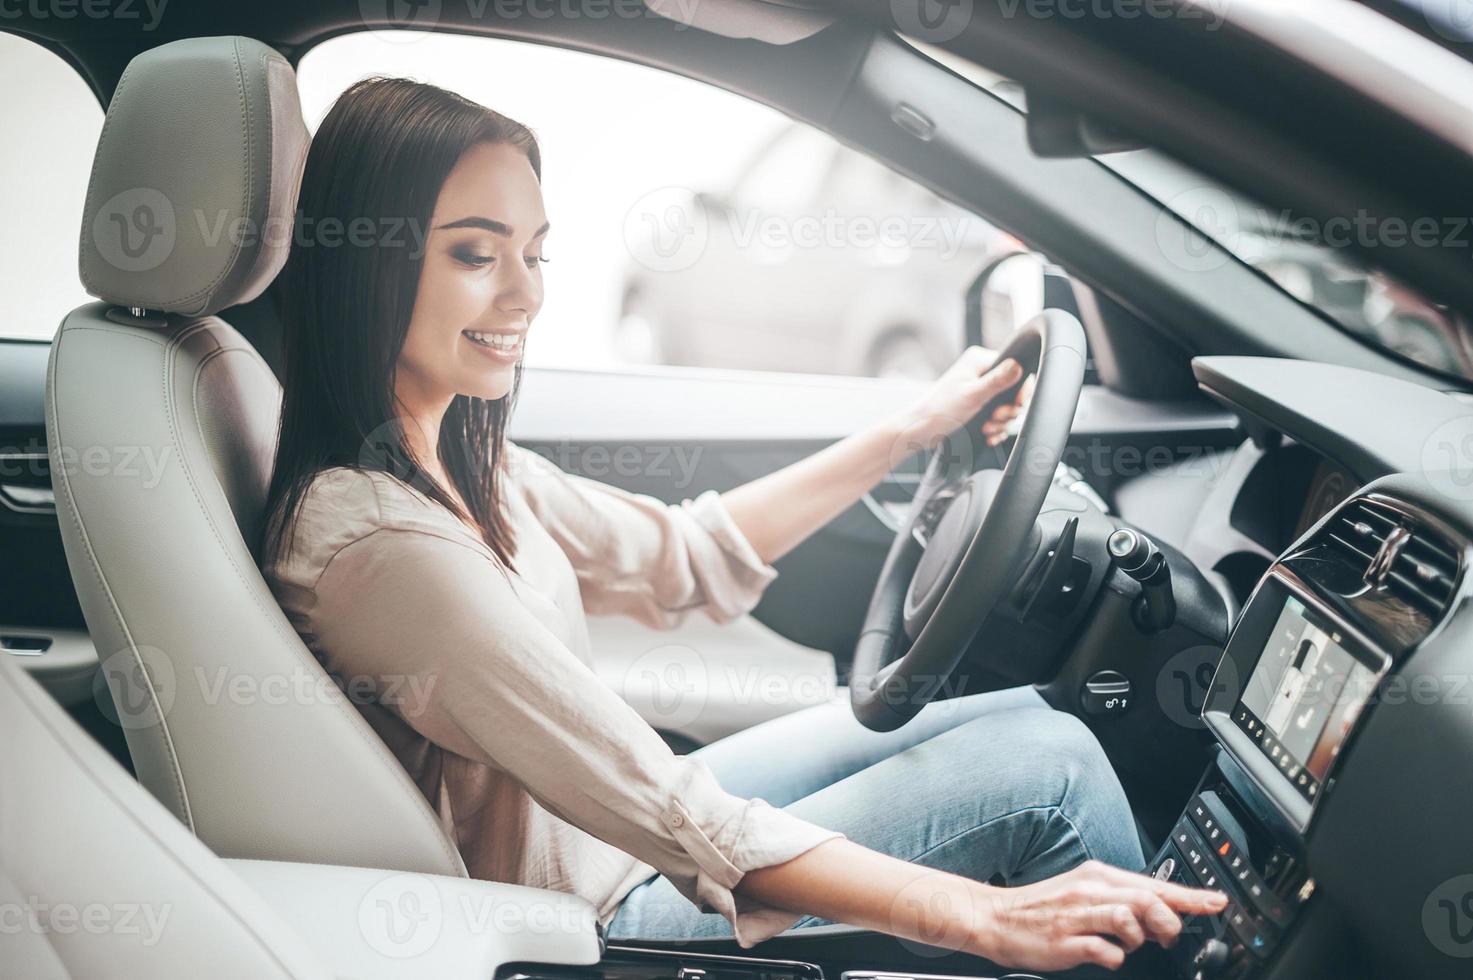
[267,465,470,587]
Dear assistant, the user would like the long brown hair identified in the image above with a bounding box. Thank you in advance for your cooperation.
[263,76,541,573]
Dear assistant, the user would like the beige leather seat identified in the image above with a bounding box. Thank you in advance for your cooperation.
[46,36,464,877]
[0,653,329,979]
[0,651,602,979]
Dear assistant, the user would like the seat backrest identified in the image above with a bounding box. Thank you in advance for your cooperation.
[46,36,464,878]
[0,652,331,979]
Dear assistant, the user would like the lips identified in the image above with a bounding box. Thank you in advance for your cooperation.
[463,329,523,352]
[462,330,524,362]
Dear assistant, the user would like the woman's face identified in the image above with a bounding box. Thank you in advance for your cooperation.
[397,140,549,408]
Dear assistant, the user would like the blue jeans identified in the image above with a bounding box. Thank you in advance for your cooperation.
[606,686,1144,941]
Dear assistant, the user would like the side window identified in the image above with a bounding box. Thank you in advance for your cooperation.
[298,33,1006,380]
[0,35,104,341]
[727,126,836,217]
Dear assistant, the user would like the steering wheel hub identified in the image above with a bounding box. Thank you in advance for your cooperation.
[904,470,1003,640]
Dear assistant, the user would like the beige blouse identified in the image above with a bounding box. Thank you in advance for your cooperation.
[262,441,843,946]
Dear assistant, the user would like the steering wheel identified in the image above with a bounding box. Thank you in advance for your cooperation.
[850,310,1088,731]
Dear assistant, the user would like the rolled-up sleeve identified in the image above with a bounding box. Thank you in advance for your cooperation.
[507,443,778,629]
[308,525,841,946]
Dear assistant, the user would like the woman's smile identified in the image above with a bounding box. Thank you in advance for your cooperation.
[462,328,526,363]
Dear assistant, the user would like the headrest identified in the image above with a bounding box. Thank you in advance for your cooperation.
[80,36,309,317]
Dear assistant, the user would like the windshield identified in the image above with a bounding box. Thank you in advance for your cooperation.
[1102,150,1473,380]
[905,35,1473,382]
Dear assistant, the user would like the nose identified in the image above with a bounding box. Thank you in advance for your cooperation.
[494,255,543,321]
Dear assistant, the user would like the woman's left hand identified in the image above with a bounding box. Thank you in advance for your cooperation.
[895,345,1030,452]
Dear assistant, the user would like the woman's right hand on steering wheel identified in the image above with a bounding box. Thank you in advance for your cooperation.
[974,859,1228,972]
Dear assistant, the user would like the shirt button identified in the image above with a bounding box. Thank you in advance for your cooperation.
[669,813,685,828]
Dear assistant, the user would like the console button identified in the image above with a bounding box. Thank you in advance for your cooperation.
[1192,938,1232,977]
[1081,670,1132,716]
[1258,894,1293,929]
[1226,903,1278,959]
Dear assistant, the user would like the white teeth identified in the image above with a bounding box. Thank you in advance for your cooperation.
[464,331,523,352]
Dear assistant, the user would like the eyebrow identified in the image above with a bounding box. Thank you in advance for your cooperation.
[436,216,551,239]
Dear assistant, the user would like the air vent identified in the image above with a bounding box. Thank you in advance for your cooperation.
[1324,498,1461,616]
[1389,529,1459,614]
[1324,499,1395,568]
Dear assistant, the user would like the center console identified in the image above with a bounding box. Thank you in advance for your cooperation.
[1147,492,1465,978]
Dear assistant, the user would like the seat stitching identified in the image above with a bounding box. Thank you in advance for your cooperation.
[167,38,254,312]
[47,321,195,827]
[77,59,138,294]
[57,323,168,347]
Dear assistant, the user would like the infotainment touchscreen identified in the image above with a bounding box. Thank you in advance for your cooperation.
[1232,594,1381,804]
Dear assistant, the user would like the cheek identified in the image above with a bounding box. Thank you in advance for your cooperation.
[413,259,494,342]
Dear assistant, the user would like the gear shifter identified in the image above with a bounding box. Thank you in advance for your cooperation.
[1108,527,1177,633]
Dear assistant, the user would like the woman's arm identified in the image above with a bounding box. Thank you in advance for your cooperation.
[739,838,1228,972]
[720,347,1024,566]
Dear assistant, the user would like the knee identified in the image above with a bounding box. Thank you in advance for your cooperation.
[1013,707,1107,789]
[1006,710,1127,819]
[1020,709,1141,867]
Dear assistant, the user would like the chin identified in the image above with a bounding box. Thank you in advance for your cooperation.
[462,369,517,402]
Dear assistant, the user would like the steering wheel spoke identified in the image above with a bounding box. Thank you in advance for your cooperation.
[910,481,961,549]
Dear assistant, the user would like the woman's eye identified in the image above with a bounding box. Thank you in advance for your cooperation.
[453,249,495,268]
[525,255,551,269]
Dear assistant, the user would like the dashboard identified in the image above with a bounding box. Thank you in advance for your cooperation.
[1131,356,1473,980]
[1292,461,1357,542]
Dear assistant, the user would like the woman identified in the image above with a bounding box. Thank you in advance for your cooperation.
[261,76,1225,972]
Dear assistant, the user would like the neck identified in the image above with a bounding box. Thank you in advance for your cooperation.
[393,377,454,476]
